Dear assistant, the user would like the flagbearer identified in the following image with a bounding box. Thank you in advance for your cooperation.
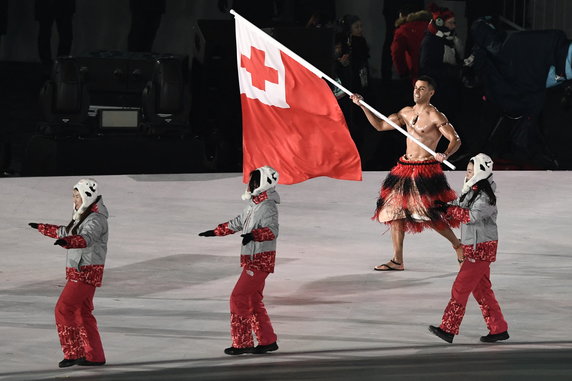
[351,75,463,271]
[199,166,280,355]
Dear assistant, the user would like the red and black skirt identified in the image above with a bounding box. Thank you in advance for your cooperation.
[374,156,459,233]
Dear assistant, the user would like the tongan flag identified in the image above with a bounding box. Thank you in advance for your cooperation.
[233,12,362,185]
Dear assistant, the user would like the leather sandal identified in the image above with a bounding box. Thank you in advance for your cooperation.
[374,259,404,271]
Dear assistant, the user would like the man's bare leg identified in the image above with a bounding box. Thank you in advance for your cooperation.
[374,220,405,271]
[433,225,464,263]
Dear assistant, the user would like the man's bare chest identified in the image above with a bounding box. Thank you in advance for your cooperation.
[403,111,436,136]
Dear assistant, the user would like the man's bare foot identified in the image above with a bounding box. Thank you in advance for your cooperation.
[374,259,404,271]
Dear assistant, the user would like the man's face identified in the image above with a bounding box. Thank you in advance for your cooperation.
[413,81,434,103]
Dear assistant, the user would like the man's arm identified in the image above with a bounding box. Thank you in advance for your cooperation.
[350,94,403,131]
[434,113,461,162]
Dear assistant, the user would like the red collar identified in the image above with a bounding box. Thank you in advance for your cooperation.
[252,192,268,204]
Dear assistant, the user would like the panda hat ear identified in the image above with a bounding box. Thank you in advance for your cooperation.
[73,178,99,220]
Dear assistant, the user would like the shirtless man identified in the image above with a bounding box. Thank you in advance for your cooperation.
[351,75,463,271]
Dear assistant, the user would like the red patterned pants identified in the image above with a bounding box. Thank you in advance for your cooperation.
[55,280,105,362]
[440,260,508,335]
[229,267,277,348]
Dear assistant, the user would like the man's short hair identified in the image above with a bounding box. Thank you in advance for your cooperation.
[417,75,437,90]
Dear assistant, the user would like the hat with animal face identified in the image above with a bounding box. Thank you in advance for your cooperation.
[241,166,279,200]
[462,153,493,194]
[73,178,98,220]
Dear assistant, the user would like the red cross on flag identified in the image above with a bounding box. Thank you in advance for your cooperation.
[234,12,362,185]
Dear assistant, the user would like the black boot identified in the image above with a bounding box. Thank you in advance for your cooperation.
[58,357,84,368]
[480,331,509,343]
[224,346,255,355]
[254,342,278,354]
[77,359,106,366]
[428,325,454,343]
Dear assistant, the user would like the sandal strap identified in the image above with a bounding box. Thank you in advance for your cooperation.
[390,259,402,266]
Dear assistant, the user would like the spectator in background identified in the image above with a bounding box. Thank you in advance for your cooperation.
[331,32,356,144]
[382,0,424,83]
[420,3,464,125]
[340,14,370,94]
[332,32,352,101]
[391,4,431,85]
[127,0,166,52]
[334,15,370,153]
[465,18,569,166]
[35,0,75,68]
[464,0,502,55]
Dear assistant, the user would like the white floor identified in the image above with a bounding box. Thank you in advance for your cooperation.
[1,171,571,380]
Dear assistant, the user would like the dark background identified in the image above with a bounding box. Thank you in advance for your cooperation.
[1,0,571,177]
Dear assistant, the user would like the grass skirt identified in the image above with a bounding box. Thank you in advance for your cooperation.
[374,156,458,233]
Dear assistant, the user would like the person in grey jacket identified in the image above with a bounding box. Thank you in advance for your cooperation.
[429,153,509,343]
[199,166,279,355]
[29,178,108,367]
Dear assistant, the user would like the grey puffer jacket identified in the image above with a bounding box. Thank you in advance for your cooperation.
[59,197,108,286]
[450,180,498,248]
[227,189,279,256]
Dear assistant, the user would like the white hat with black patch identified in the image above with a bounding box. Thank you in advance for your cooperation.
[73,178,99,220]
[241,166,279,200]
[462,153,493,194]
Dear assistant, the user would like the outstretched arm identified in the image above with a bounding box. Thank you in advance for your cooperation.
[350,94,403,131]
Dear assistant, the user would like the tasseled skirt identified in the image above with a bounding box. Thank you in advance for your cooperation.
[374,156,458,233]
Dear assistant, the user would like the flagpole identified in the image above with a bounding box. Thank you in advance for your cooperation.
[230,10,456,170]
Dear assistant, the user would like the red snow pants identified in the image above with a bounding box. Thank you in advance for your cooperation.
[440,260,508,335]
[55,280,105,362]
[229,267,277,348]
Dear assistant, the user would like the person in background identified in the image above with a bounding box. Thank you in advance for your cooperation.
[340,14,370,94]
[420,3,464,125]
[391,4,432,85]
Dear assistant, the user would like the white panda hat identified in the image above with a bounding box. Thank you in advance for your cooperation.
[241,166,279,200]
[73,178,99,220]
[462,153,493,194]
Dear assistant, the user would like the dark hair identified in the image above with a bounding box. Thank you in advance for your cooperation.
[66,195,101,235]
[248,169,261,193]
[460,178,496,207]
[417,75,437,90]
[340,14,360,34]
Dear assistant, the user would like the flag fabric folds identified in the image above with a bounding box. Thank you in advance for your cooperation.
[234,13,362,185]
